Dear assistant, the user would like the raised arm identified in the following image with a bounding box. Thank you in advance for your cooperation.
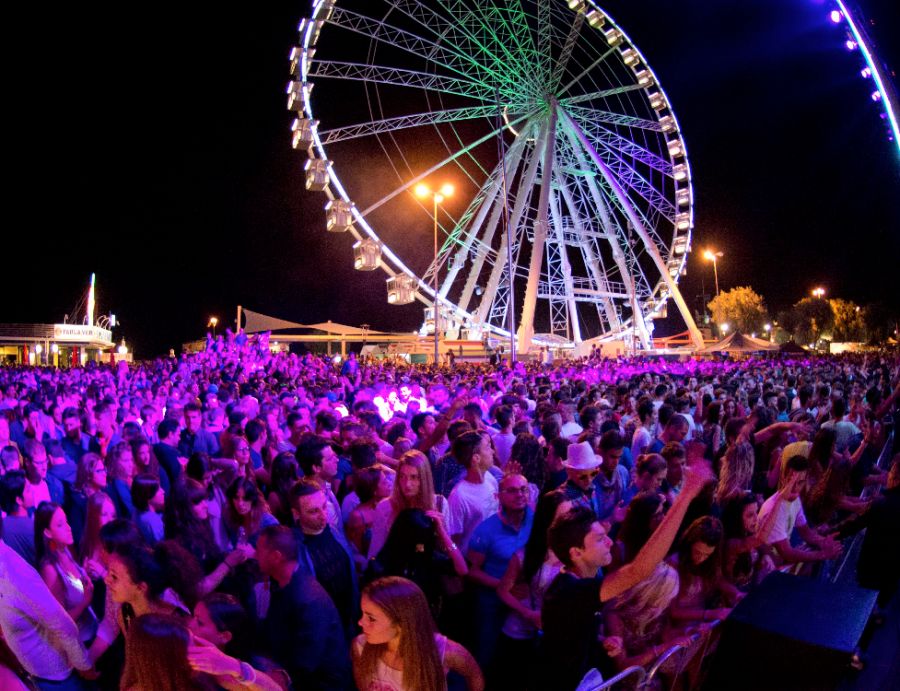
[601,446,714,602]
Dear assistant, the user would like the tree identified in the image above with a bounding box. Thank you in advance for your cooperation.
[707,287,768,335]
[789,298,834,346]
[829,299,866,342]
[862,302,900,344]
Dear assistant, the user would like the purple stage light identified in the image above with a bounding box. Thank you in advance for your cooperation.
[845,39,857,50]
[871,91,882,102]
[830,10,843,23]
[861,67,872,78]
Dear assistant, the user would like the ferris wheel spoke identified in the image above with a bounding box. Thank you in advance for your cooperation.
[309,61,500,103]
[549,9,586,92]
[561,108,701,347]
[358,109,535,218]
[556,45,618,99]
[560,84,644,107]
[320,105,509,146]
[564,106,662,132]
[432,1,541,91]
[556,127,649,343]
[558,161,634,336]
[567,107,672,174]
[329,6,516,98]
[473,124,544,328]
[440,135,528,306]
[384,0,537,99]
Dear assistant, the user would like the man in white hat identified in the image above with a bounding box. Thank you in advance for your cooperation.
[560,441,603,518]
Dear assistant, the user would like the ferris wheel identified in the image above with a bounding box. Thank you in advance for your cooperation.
[287,0,704,352]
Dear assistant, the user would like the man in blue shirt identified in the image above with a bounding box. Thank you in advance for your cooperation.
[178,403,220,458]
[468,472,534,677]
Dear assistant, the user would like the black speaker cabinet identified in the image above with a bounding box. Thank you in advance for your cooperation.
[704,571,878,690]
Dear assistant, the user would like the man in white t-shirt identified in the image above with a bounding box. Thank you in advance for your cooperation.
[758,454,842,566]
[447,430,499,552]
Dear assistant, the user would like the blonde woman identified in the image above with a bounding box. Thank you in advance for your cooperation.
[715,441,755,506]
[368,450,448,560]
[353,576,483,691]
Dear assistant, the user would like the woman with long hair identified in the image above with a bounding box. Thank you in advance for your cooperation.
[106,441,137,519]
[79,491,117,577]
[805,459,869,527]
[164,478,252,598]
[130,436,166,491]
[668,516,741,629]
[368,450,447,560]
[352,576,483,691]
[266,452,299,526]
[495,489,571,687]
[806,428,838,492]
[68,451,108,543]
[121,613,214,691]
[34,501,98,644]
[223,477,278,547]
[346,465,393,572]
[715,441,755,506]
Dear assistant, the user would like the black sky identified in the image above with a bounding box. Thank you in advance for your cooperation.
[4,0,899,357]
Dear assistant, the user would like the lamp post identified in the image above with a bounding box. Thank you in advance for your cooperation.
[811,287,825,299]
[703,249,723,296]
[764,323,772,342]
[208,316,219,338]
[415,182,454,366]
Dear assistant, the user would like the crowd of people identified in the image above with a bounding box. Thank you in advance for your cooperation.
[0,330,898,691]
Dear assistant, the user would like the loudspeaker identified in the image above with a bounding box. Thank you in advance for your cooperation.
[703,571,877,691]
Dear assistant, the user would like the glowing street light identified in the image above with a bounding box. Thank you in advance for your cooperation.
[415,182,454,366]
[812,287,825,299]
[720,323,729,335]
[764,323,772,342]
[208,316,219,338]
[703,249,723,296]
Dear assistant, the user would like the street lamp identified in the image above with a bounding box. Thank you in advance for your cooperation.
[703,249,723,296]
[811,287,825,299]
[764,323,772,342]
[720,323,729,335]
[208,316,219,338]
[415,182,454,366]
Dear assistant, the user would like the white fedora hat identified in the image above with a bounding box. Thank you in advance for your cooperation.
[562,441,603,471]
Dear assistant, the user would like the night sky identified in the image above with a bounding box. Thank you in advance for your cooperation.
[5,0,899,357]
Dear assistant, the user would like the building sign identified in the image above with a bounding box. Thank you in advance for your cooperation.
[53,324,114,345]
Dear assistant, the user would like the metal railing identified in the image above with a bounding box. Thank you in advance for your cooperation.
[576,621,722,691]
[830,427,895,584]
